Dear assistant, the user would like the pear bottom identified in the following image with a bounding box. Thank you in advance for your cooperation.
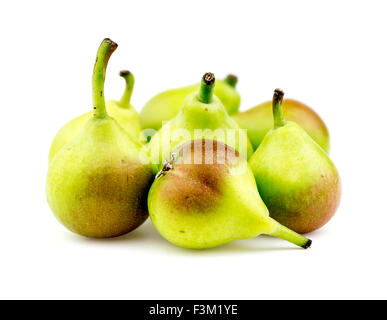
[149,194,273,250]
[47,155,153,238]
[261,176,341,234]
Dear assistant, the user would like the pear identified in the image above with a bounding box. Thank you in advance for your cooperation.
[139,74,240,131]
[249,89,341,234]
[46,39,153,238]
[48,69,143,162]
[147,72,253,173]
[148,139,312,249]
[233,98,330,152]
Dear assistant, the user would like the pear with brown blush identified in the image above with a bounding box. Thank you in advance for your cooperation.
[148,139,312,249]
[249,89,341,234]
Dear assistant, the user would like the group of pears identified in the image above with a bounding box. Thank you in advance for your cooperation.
[46,39,341,250]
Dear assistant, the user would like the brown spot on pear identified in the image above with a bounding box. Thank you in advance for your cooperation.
[157,139,239,215]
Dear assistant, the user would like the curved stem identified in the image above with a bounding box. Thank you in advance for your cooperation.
[267,217,312,249]
[92,38,118,119]
[273,88,286,128]
[119,70,135,108]
[198,72,215,104]
[224,74,238,88]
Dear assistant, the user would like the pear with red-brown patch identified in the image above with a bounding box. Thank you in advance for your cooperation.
[249,89,341,234]
[148,139,312,249]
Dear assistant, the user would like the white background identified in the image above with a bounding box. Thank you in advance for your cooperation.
[0,0,386,300]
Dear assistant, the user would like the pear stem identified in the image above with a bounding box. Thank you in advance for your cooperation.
[119,70,135,107]
[273,88,286,128]
[92,38,118,119]
[268,218,312,249]
[198,72,215,104]
[224,74,238,88]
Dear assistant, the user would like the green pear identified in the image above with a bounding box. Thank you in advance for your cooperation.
[139,74,240,131]
[232,98,330,152]
[148,139,312,249]
[146,73,253,173]
[48,69,143,162]
[249,89,341,234]
[46,39,153,238]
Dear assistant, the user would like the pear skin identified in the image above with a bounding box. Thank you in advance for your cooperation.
[249,89,341,234]
[46,39,153,238]
[148,139,312,249]
[147,73,253,174]
[232,98,330,152]
[139,74,241,131]
[47,118,152,237]
[48,70,143,162]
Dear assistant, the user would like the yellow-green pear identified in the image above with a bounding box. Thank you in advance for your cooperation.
[249,89,341,234]
[147,73,253,173]
[46,39,153,238]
